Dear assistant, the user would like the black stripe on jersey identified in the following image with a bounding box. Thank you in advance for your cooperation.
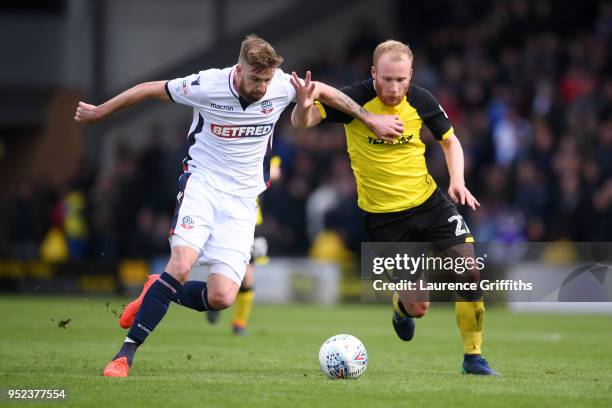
[182,113,204,171]
[422,113,451,140]
[168,172,192,237]
[164,81,175,102]
[407,85,442,118]
[262,136,273,187]
[408,85,452,140]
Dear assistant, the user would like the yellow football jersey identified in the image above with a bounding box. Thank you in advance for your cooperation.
[317,82,453,213]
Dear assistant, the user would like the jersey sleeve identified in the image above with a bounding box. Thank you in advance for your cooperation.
[316,80,375,124]
[280,72,297,103]
[425,113,454,141]
[409,85,454,141]
[165,72,205,107]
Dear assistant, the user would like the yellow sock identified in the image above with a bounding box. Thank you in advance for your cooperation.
[392,292,406,316]
[232,289,255,327]
[455,300,485,355]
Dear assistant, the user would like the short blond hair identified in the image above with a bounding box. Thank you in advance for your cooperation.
[373,40,413,66]
[238,34,284,73]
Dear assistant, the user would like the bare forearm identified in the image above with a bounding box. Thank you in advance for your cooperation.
[291,104,319,129]
[441,136,465,184]
[289,78,402,140]
[98,81,168,120]
[441,135,480,209]
[75,80,168,125]
[314,82,372,127]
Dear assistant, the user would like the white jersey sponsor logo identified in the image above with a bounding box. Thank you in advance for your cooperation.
[210,123,273,138]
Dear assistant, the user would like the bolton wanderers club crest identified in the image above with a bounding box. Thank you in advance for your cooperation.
[261,100,273,114]
[180,215,194,230]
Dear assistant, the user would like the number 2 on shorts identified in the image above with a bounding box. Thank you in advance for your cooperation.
[448,215,470,236]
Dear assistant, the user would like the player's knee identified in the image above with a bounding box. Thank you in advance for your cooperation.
[207,289,236,310]
[406,302,429,318]
[166,245,199,283]
[165,258,192,284]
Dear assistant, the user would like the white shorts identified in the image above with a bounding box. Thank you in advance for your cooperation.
[169,172,257,284]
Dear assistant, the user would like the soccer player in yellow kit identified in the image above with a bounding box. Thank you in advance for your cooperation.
[290,40,498,375]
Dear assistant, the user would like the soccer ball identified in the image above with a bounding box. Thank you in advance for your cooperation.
[318,334,368,379]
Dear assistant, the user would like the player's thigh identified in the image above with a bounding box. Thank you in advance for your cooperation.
[418,193,473,248]
[363,212,417,242]
[169,172,214,255]
[364,212,420,277]
[202,198,257,285]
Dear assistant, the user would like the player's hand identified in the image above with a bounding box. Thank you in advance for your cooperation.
[74,101,102,124]
[448,181,480,210]
[365,113,404,143]
[290,71,315,109]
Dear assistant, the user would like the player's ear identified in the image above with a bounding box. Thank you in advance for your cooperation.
[371,65,376,79]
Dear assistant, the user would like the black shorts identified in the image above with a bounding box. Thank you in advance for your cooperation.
[363,188,473,249]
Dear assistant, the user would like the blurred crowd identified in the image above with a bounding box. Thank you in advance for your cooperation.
[2,0,611,262]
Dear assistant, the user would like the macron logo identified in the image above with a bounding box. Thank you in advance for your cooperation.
[211,124,273,138]
[210,103,233,111]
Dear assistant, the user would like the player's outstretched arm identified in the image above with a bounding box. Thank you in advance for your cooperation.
[439,134,480,210]
[312,80,404,141]
[289,71,403,142]
[74,81,170,125]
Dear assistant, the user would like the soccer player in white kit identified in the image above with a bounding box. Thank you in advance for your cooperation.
[74,35,404,377]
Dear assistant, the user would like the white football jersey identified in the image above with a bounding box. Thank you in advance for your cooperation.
[166,65,297,197]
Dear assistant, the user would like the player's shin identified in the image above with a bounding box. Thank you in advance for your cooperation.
[118,272,182,364]
[455,295,485,355]
[454,272,485,355]
[439,243,485,355]
[393,291,412,317]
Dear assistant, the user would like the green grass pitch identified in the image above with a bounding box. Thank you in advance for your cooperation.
[1,296,611,407]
